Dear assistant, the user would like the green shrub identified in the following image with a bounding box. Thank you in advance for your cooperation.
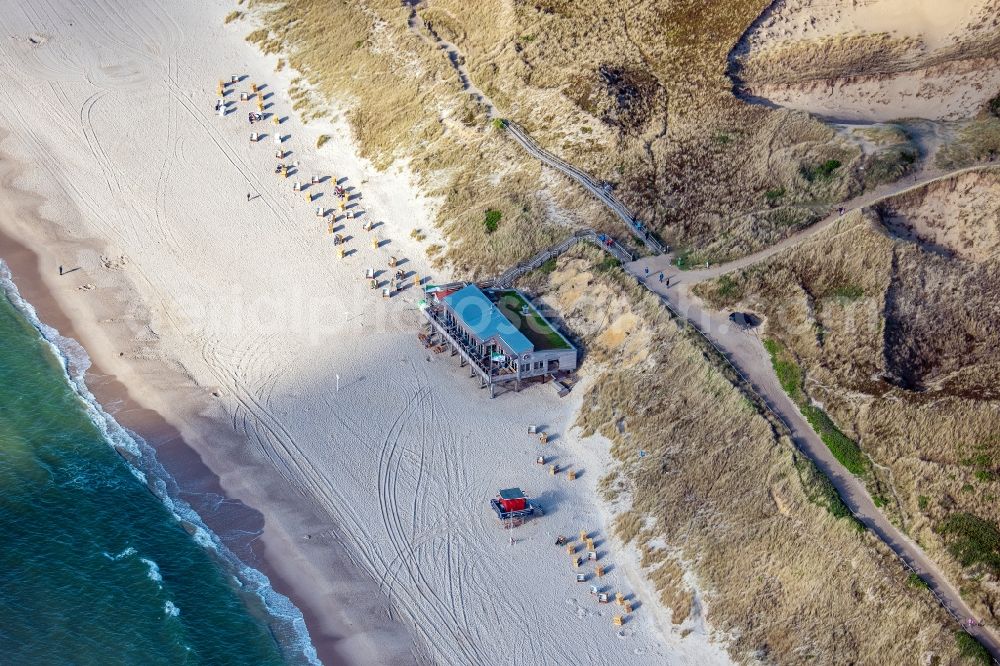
[975,469,996,483]
[801,404,869,477]
[802,159,842,182]
[906,572,929,589]
[763,338,869,477]
[596,256,621,273]
[939,512,1000,575]
[763,339,804,402]
[793,456,859,526]
[715,275,743,302]
[483,209,502,234]
[955,631,991,665]
[765,187,785,205]
[917,495,930,511]
[818,159,842,177]
[961,448,997,483]
[989,92,1000,119]
[831,284,864,301]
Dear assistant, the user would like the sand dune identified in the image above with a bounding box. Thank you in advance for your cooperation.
[732,0,1000,121]
[0,1,732,663]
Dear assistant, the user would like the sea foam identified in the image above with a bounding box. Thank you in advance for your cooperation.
[141,557,163,585]
[103,546,137,561]
[0,262,319,665]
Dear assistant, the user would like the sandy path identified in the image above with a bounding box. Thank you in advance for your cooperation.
[651,163,999,288]
[0,1,733,664]
[403,1,661,254]
[627,166,1000,659]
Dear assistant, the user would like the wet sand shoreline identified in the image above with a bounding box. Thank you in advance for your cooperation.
[0,149,416,665]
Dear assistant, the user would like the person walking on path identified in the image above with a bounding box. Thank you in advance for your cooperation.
[246,192,251,202]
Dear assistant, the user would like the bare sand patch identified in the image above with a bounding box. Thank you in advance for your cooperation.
[732,0,1000,121]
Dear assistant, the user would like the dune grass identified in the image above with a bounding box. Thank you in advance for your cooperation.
[939,513,1000,576]
[534,245,960,663]
[690,184,1000,626]
[764,338,870,478]
[956,630,993,665]
[936,116,1000,168]
[244,0,584,278]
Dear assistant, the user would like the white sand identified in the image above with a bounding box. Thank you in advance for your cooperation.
[0,1,733,664]
[751,0,992,50]
[745,60,1000,122]
[739,0,1000,121]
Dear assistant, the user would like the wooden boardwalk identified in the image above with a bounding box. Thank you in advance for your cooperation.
[501,120,667,255]
[484,229,634,290]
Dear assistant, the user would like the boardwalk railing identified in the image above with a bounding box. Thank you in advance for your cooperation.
[484,229,634,289]
[501,120,668,255]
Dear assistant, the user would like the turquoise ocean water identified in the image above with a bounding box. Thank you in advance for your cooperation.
[0,262,317,665]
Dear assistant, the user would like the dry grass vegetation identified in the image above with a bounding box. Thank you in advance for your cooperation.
[735,32,920,85]
[730,0,1000,123]
[243,0,619,278]
[235,0,1000,655]
[937,115,1000,168]
[463,1,868,261]
[694,170,1000,627]
[244,0,873,271]
[851,124,920,188]
[534,245,961,663]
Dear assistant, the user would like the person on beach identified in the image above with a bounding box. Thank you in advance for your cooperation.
[246,192,251,202]
[658,272,664,283]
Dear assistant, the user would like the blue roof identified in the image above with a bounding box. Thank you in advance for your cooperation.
[441,284,533,356]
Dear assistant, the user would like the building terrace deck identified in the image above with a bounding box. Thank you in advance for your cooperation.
[486,289,573,352]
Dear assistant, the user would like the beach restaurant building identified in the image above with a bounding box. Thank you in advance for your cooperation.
[419,283,577,397]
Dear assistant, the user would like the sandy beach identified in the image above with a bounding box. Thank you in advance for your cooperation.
[0,1,733,663]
